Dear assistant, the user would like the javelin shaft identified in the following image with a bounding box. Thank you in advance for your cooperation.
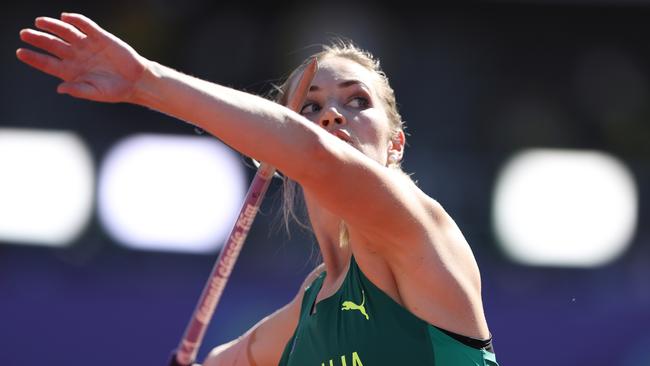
[170,59,318,366]
[171,163,275,366]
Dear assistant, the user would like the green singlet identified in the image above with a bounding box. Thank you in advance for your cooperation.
[277,256,499,366]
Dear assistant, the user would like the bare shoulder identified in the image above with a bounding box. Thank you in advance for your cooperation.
[250,263,325,364]
[302,263,326,287]
[286,263,326,315]
[391,169,446,223]
[374,185,490,338]
[358,169,446,251]
[382,180,480,282]
[203,264,325,366]
[304,263,326,287]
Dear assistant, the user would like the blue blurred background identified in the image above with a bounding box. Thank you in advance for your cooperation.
[2,1,650,365]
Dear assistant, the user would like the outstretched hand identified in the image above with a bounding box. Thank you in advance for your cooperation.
[16,13,148,103]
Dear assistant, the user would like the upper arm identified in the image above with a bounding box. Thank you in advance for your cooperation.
[203,264,324,366]
[299,134,436,249]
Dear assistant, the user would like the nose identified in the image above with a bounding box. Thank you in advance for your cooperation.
[318,105,346,130]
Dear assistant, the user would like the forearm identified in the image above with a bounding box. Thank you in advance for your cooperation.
[131,60,319,179]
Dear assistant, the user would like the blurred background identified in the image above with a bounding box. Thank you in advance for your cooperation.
[2,1,649,365]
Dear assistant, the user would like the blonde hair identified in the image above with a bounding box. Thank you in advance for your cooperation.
[270,40,405,244]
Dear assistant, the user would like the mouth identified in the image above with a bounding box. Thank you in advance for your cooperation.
[331,130,352,145]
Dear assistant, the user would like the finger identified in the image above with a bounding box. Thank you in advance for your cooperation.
[57,81,98,100]
[286,58,318,112]
[60,13,108,41]
[19,29,73,60]
[16,48,64,80]
[34,16,86,45]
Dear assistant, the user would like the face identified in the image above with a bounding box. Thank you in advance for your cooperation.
[292,56,402,167]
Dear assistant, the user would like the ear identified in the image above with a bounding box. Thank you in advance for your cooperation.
[388,129,405,162]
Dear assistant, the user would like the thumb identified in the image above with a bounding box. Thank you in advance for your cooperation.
[57,81,98,100]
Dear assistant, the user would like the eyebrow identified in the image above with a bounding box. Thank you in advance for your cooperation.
[308,80,368,92]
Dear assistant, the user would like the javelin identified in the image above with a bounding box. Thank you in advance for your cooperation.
[168,58,318,366]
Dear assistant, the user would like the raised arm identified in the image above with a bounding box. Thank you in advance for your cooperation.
[19,13,449,269]
[18,13,433,243]
[17,13,323,180]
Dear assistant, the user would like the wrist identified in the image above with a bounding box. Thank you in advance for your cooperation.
[130,56,163,107]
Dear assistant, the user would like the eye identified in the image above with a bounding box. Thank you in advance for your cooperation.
[347,96,369,109]
[300,102,321,115]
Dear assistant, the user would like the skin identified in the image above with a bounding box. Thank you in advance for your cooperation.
[17,13,491,366]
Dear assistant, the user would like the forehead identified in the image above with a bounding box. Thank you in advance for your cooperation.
[311,56,378,88]
[287,56,380,100]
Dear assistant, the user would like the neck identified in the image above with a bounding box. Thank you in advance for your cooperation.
[303,190,351,278]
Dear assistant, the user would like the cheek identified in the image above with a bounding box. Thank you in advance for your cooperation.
[358,110,392,142]
[354,114,392,160]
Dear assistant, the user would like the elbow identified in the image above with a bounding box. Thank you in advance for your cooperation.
[284,128,339,184]
[273,112,346,186]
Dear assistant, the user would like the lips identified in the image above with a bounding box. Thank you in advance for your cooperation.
[331,129,352,144]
